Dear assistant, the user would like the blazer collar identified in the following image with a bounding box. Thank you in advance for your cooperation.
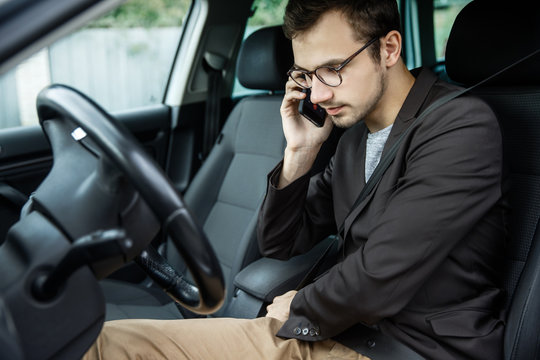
[382,68,439,157]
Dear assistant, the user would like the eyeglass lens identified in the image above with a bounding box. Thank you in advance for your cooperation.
[289,67,341,88]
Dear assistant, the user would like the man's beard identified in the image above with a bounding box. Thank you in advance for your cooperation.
[330,70,386,129]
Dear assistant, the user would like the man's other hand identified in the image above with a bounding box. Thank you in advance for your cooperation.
[265,290,298,322]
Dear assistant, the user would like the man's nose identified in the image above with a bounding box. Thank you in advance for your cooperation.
[309,76,333,104]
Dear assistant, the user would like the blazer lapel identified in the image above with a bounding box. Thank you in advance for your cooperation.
[357,125,368,185]
[340,68,439,241]
[381,68,439,157]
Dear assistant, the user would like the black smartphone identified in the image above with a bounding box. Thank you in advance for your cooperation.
[298,88,327,127]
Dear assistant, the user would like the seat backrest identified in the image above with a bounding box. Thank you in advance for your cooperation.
[446,2,540,359]
[166,26,292,315]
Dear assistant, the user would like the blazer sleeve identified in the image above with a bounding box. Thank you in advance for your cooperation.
[276,96,504,341]
[257,156,338,260]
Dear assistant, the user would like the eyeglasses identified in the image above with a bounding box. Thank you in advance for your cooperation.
[287,37,379,89]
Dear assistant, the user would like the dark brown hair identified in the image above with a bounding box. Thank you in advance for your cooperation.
[283,0,401,62]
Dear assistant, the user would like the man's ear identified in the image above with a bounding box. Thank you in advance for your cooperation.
[381,30,402,68]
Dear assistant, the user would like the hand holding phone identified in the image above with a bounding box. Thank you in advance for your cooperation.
[298,89,327,127]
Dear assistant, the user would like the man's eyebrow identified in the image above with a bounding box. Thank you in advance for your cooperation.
[292,58,346,71]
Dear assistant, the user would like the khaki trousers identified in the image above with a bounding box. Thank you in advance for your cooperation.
[82,317,371,360]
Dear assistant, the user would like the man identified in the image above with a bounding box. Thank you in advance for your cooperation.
[257,0,507,359]
[84,0,506,359]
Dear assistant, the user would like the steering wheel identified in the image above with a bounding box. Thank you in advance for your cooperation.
[35,84,225,315]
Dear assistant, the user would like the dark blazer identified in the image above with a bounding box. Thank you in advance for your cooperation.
[257,68,507,360]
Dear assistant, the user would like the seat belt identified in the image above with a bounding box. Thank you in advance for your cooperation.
[200,51,227,161]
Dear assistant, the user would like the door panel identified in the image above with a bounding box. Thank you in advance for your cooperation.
[0,104,174,195]
[0,103,177,242]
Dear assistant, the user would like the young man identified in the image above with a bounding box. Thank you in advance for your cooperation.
[84,0,506,359]
[257,1,507,359]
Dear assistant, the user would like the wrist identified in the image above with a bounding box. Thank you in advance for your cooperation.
[278,146,321,189]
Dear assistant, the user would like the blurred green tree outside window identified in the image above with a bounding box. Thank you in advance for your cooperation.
[247,0,287,27]
[433,0,472,60]
[89,0,191,28]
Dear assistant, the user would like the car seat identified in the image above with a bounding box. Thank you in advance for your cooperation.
[445,1,540,359]
[102,25,293,320]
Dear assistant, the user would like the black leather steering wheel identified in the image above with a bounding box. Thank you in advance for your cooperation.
[35,84,225,315]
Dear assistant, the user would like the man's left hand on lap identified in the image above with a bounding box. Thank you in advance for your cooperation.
[265,290,297,322]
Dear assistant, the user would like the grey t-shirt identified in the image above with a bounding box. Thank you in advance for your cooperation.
[365,124,393,181]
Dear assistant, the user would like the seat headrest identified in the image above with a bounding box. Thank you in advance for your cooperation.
[446,1,540,86]
[236,25,293,91]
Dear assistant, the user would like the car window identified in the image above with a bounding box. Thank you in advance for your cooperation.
[0,0,191,130]
[433,0,471,60]
[232,0,287,98]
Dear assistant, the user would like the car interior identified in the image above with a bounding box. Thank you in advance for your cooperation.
[102,24,298,321]
[0,0,539,359]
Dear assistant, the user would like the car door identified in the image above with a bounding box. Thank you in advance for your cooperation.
[0,0,197,241]
[0,0,277,250]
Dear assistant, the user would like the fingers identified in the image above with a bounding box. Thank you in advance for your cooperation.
[282,290,298,298]
[284,79,306,100]
[265,302,275,315]
[265,302,289,322]
[264,290,298,322]
[281,80,306,112]
[271,290,297,304]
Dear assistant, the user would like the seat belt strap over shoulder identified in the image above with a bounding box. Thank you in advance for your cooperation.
[201,51,227,161]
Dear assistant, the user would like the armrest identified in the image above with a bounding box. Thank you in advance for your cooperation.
[234,237,337,302]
